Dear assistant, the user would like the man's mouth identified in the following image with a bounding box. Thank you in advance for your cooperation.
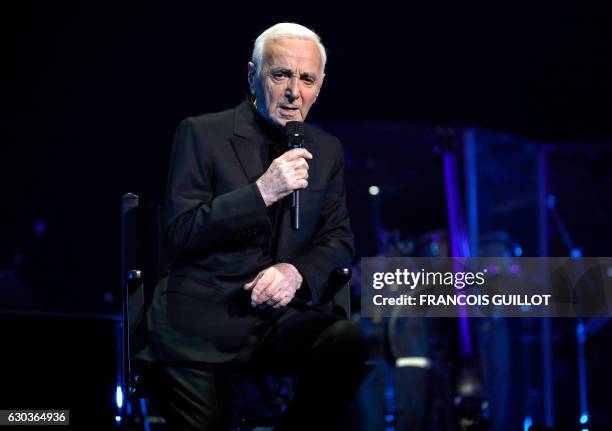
[279,106,300,116]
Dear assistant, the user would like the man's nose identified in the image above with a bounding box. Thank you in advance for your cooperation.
[285,76,301,101]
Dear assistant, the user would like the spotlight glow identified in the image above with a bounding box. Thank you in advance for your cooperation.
[116,386,124,409]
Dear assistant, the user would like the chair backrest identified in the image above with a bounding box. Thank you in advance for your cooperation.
[120,193,165,398]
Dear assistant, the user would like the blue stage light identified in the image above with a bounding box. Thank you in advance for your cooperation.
[570,248,582,258]
[385,414,394,423]
[580,413,588,424]
[523,416,532,431]
[514,246,523,257]
[115,415,122,424]
[384,387,394,399]
[116,386,124,409]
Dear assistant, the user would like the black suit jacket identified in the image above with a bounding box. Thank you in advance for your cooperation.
[138,99,354,364]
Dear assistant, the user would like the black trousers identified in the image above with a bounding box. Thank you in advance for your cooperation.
[147,305,370,431]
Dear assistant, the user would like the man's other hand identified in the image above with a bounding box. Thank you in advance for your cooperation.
[256,148,313,207]
[244,263,303,308]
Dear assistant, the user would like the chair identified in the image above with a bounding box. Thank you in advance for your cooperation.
[119,193,167,430]
[119,192,352,430]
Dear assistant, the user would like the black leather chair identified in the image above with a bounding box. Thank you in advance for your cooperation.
[119,193,352,430]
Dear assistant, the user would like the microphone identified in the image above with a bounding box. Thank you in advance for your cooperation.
[285,121,304,230]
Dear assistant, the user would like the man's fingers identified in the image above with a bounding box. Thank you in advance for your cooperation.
[289,158,310,170]
[251,272,279,303]
[258,284,280,304]
[252,284,271,303]
[265,297,278,306]
[244,271,264,290]
[273,293,287,304]
[281,296,293,306]
[249,264,300,308]
[293,168,309,179]
[252,273,274,295]
[267,291,284,305]
[282,148,313,161]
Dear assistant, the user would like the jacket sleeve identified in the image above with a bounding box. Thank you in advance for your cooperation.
[289,138,355,305]
[163,117,271,260]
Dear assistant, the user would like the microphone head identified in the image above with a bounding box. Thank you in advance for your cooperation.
[285,121,304,148]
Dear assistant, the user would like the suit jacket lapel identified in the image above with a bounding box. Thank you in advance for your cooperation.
[230,100,267,183]
[230,136,267,183]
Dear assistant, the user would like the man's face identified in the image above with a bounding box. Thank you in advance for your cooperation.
[248,38,324,128]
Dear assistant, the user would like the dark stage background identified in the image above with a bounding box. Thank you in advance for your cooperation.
[2,2,611,430]
[2,1,611,313]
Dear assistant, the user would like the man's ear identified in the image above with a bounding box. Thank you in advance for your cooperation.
[247,62,257,94]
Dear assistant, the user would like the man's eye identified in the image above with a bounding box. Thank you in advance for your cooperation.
[271,72,288,80]
[302,77,316,86]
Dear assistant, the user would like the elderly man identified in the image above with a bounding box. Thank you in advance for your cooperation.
[138,23,369,430]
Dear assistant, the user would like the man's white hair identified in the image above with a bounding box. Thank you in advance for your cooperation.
[252,22,327,76]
